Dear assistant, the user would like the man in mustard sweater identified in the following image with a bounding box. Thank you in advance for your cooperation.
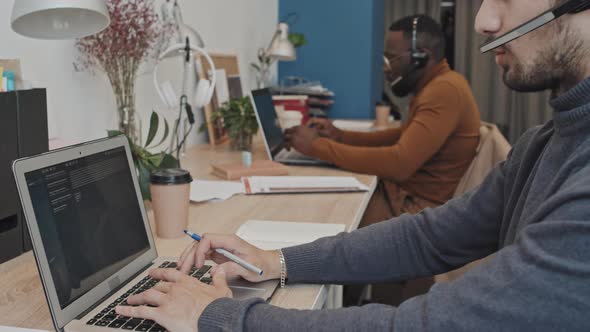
[286,15,481,226]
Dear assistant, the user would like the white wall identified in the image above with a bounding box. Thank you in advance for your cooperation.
[0,0,278,147]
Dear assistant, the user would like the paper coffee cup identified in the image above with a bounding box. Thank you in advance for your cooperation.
[149,169,192,238]
[375,105,391,128]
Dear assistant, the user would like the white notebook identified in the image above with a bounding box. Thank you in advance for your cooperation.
[235,220,346,250]
[242,176,369,194]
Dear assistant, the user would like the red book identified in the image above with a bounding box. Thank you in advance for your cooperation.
[272,95,310,124]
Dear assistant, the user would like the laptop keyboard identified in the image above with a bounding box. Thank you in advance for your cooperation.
[277,149,317,161]
[85,261,212,331]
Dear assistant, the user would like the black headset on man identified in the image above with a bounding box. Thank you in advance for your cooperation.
[386,16,429,97]
[409,16,429,70]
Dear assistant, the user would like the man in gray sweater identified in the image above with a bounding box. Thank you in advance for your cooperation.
[117,0,590,330]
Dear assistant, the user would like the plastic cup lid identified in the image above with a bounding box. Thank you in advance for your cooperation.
[150,168,193,185]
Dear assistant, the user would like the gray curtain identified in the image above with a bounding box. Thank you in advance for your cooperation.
[454,0,552,143]
[383,0,442,118]
[384,0,441,30]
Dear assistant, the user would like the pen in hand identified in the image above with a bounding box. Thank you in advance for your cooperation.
[183,230,264,276]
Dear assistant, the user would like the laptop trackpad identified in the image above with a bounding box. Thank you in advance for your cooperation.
[230,286,268,300]
[227,276,277,300]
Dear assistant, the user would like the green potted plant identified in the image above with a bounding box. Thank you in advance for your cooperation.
[108,111,178,200]
[207,97,259,151]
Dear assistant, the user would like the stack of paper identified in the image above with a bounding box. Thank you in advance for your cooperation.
[190,176,369,202]
[236,220,346,250]
[190,179,244,202]
[242,176,369,194]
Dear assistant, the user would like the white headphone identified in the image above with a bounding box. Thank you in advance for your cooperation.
[153,43,217,110]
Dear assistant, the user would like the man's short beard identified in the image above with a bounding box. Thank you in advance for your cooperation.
[501,21,586,94]
[501,47,560,92]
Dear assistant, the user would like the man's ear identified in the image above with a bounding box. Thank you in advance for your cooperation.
[421,48,435,65]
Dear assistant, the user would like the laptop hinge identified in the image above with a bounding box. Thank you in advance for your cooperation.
[271,143,285,159]
[75,262,154,320]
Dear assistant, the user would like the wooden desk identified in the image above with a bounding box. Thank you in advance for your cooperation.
[0,140,376,330]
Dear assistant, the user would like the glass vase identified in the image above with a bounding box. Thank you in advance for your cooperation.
[117,103,142,145]
[113,78,141,145]
[256,69,271,89]
[230,131,253,151]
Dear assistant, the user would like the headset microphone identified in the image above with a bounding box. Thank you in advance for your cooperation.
[480,0,590,53]
[390,76,403,88]
[185,104,195,124]
[180,95,195,125]
[389,63,419,88]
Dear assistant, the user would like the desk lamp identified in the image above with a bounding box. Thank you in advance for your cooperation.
[256,22,296,88]
[264,22,296,62]
[11,0,110,39]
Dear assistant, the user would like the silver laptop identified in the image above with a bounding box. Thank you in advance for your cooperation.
[250,88,333,166]
[12,136,278,332]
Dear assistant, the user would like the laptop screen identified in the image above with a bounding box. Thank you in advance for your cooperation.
[251,88,284,157]
[24,146,150,309]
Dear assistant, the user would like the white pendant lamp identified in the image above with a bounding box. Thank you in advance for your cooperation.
[11,0,110,39]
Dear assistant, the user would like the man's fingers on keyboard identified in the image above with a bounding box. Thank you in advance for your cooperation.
[178,242,196,268]
[150,268,188,283]
[115,305,158,321]
[195,237,213,267]
[153,281,172,293]
[179,253,195,274]
[127,289,168,306]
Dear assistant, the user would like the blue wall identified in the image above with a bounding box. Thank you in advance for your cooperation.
[279,0,385,119]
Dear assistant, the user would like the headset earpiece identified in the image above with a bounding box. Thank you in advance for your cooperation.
[410,16,429,69]
[194,78,211,109]
[153,43,217,110]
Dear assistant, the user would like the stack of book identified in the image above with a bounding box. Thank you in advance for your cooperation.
[271,80,335,120]
[211,160,289,180]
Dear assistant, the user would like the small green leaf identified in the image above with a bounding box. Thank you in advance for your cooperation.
[251,63,261,71]
[107,130,123,138]
[154,117,170,147]
[145,111,159,147]
[137,161,152,201]
[288,33,307,48]
[160,154,179,169]
[147,153,165,167]
[198,121,208,133]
